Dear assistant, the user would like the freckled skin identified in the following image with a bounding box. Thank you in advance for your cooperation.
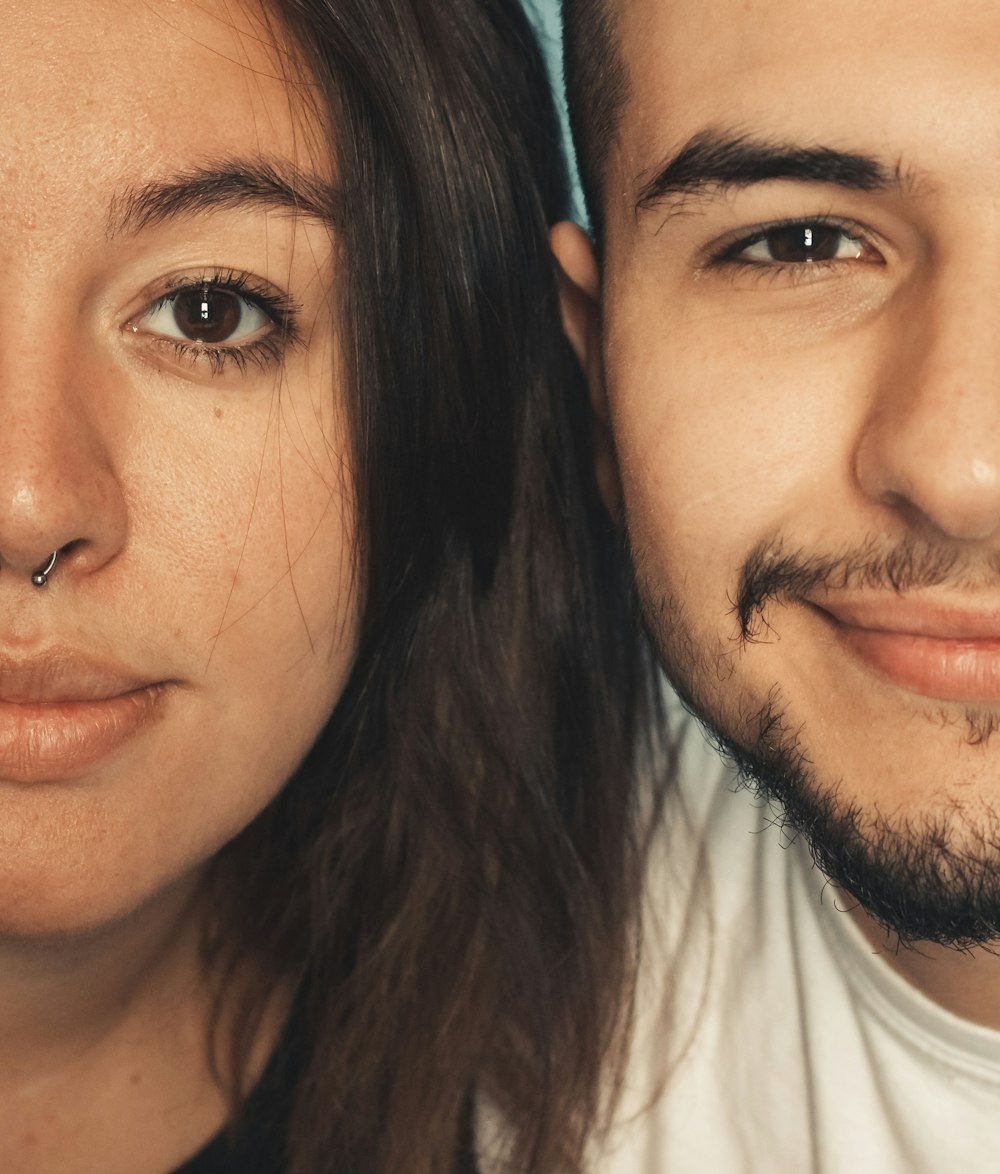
[0,0,357,936]
[0,3,358,1168]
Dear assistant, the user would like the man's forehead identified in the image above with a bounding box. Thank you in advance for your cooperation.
[615,0,878,131]
[614,0,1000,114]
[609,0,1000,208]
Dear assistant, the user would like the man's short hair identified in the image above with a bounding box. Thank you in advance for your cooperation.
[562,0,628,238]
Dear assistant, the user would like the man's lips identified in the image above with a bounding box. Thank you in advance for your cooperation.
[809,597,1000,702]
[0,649,170,782]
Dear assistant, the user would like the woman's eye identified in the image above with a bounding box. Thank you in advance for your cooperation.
[734,223,868,265]
[137,286,272,346]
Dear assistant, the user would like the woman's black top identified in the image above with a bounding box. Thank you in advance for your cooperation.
[170,1018,480,1174]
[172,1018,297,1174]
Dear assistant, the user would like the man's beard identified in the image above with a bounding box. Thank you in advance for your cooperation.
[648,532,1000,950]
[709,689,1000,949]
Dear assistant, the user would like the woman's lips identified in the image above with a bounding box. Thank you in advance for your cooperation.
[810,598,1000,702]
[0,651,168,783]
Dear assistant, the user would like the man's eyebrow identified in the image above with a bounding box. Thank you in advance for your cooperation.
[635,130,905,213]
[107,157,339,238]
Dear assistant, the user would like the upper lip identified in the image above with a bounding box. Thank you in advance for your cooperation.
[0,648,159,704]
[809,594,1000,640]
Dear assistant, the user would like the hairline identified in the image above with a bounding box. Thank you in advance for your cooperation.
[562,0,629,242]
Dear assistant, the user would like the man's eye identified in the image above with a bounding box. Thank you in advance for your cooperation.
[735,223,866,265]
[137,286,272,345]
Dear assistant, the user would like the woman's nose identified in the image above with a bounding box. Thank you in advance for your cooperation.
[0,344,128,588]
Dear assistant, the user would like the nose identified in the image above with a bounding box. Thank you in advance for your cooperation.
[855,269,1000,542]
[0,341,128,588]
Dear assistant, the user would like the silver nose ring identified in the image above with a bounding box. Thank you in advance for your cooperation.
[31,551,58,588]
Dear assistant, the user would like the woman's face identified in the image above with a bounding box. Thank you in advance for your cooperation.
[0,0,358,935]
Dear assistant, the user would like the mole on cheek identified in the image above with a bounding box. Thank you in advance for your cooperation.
[214,407,223,420]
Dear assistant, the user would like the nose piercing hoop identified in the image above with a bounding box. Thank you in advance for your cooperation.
[31,551,58,588]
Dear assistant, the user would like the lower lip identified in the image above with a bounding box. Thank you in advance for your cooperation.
[0,687,165,783]
[828,619,1000,702]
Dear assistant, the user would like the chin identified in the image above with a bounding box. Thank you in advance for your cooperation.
[707,681,1000,948]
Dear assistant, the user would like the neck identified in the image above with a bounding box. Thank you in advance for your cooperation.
[849,899,1000,1031]
[0,874,209,1079]
[0,872,272,1174]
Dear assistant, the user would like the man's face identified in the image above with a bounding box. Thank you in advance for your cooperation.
[561,0,1000,943]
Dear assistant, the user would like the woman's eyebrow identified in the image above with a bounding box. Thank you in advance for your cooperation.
[634,129,910,215]
[107,156,338,238]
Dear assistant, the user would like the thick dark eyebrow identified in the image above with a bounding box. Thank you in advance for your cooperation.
[635,130,904,213]
[107,157,339,239]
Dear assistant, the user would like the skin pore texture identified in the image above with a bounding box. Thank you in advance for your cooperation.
[0,1,355,1170]
[555,0,1000,1030]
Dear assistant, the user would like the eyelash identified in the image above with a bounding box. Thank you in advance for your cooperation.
[133,269,300,376]
[703,216,881,281]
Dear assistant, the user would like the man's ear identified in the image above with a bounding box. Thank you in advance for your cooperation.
[550,221,622,519]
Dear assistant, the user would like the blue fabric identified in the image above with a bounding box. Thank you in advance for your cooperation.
[521,0,586,224]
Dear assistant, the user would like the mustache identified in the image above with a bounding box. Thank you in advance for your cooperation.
[732,535,1000,641]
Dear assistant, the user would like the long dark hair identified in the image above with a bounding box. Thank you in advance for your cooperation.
[206,1,662,1170]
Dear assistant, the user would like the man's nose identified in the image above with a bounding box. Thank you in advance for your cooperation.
[855,266,1000,543]
[0,338,128,588]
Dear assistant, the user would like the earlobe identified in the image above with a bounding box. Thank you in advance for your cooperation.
[550,221,623,519]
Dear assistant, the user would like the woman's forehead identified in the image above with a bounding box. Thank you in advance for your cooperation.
[0,0,327,234]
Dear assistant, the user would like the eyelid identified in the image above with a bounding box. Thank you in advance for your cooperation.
[123,268,302,377]
[699,215,885,270]
[131,269,299,328]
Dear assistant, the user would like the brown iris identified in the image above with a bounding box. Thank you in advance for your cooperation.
[170,286,244,344]
[760,224,843,263]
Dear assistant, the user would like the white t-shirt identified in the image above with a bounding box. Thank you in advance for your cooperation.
[596,697,1000,1173]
